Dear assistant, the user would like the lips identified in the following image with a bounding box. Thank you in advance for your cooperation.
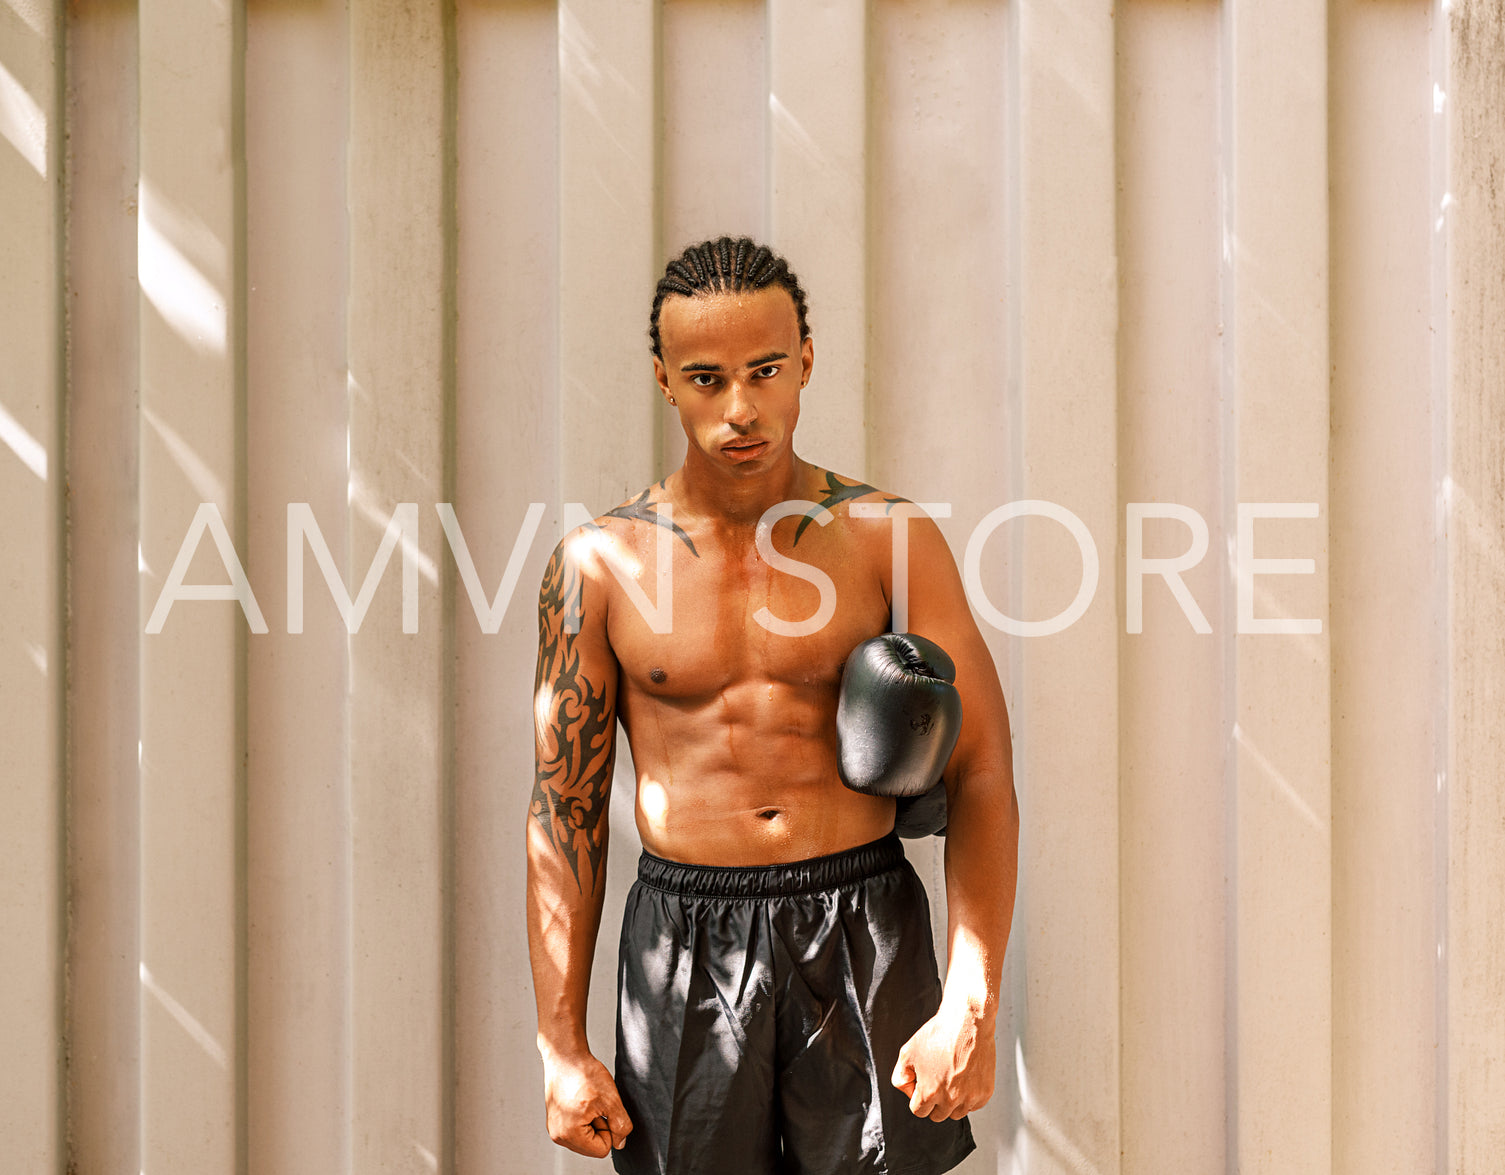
[721,439,769,461]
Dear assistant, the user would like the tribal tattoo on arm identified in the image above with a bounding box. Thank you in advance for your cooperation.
[531,543,617,894]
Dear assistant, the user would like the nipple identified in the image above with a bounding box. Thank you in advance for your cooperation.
[650,667,667,684]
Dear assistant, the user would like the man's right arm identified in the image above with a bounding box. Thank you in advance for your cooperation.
[526,533,632,1157]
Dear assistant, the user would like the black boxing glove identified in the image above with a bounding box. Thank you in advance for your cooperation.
[893,782,948,839]
[836,633,962,801]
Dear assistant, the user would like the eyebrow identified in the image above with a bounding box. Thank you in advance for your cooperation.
[679,351,789,374]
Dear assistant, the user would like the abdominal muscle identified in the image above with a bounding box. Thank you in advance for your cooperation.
[623,682,897,866]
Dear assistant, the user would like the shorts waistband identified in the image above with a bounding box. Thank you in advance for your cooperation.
[636,832,905,898]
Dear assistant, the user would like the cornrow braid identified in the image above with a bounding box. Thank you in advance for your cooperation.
[649,236,811,359]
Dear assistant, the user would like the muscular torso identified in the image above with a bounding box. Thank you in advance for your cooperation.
[591,469,900,864]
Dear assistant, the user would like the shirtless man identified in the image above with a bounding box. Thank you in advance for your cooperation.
[527,237,1019,1175]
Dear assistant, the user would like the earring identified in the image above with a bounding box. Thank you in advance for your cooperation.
[668,396,676,405]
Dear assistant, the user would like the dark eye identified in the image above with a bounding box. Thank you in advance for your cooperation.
[690,373,718,388]
[754,365,779,379]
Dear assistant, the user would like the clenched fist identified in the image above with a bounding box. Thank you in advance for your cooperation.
[890,1004,996,1122]
[542,1049,634,1158]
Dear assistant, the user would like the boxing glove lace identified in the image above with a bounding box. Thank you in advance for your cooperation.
[893,782,949,839]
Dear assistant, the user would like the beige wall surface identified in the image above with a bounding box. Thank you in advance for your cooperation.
[2,1,1502,1172]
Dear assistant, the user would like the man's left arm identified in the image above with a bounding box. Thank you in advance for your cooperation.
[888,512,1020,1121]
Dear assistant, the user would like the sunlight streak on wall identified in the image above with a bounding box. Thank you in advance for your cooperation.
[0,398,46,479]
[140,962,227,1069]
[138,181,226,354]
[0,59,44,176]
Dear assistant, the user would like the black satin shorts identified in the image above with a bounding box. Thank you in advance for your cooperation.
[612,832,976,1175]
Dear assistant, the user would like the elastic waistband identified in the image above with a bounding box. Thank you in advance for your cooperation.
[636,832,905,898]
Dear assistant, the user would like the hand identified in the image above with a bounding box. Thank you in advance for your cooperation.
[890,1004,996,1121]
[542,1049,633,1158]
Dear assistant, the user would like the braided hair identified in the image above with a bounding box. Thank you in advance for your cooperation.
[649,236,811,360]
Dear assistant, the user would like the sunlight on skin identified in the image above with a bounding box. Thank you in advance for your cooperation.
[533,683,555,740]
[941,928,992,1014]
[568,525,645,582]
[0,397,46,479]
[0,58,45,176]
[638,779,669,832]
[564,518,676,634]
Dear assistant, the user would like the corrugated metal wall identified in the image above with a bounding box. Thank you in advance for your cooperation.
[2,1,1503,1172]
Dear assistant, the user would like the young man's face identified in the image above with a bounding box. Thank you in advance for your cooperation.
[653,286,814,476]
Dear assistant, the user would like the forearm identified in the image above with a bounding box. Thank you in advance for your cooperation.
[526,819,609,1060]
[939,765,1019,1026]
[528,536,619,1062]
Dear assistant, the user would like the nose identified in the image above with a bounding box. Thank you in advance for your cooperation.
[724,380,758,430]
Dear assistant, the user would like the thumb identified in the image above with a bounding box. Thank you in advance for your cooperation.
[607,1102,634,1150]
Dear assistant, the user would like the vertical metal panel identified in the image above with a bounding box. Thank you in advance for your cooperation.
[451,2,562,1171]
[244,3,352,1172]
[1013,0,1121,1171]
[64,5,141,1173]
[1329,3,1439,1172]
[864,13,1014,473]
[346,1,450,1171]
[558,0,656,506]
[1225,1,1333,1172]
[1445,1,1505,1170]
[10,3,1505,1173]
[0,0,62,1169]
[767,0,865,477]
[868,0,1010,500]
[660,0,765,247]
[657,0,765,475]
[1116,5,1227,1171]
[138,0,241,1169]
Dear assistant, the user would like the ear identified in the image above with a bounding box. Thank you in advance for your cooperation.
[653,355,672,402]
[800,335,814,388]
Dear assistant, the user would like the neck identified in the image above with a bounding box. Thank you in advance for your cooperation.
[670,448,812,531]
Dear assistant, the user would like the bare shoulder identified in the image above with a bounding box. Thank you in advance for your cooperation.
[804,467,909,516]
[583,478,701,565]
[803,466,952,558]
[542,481,694,595]
[597,480,699,557]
